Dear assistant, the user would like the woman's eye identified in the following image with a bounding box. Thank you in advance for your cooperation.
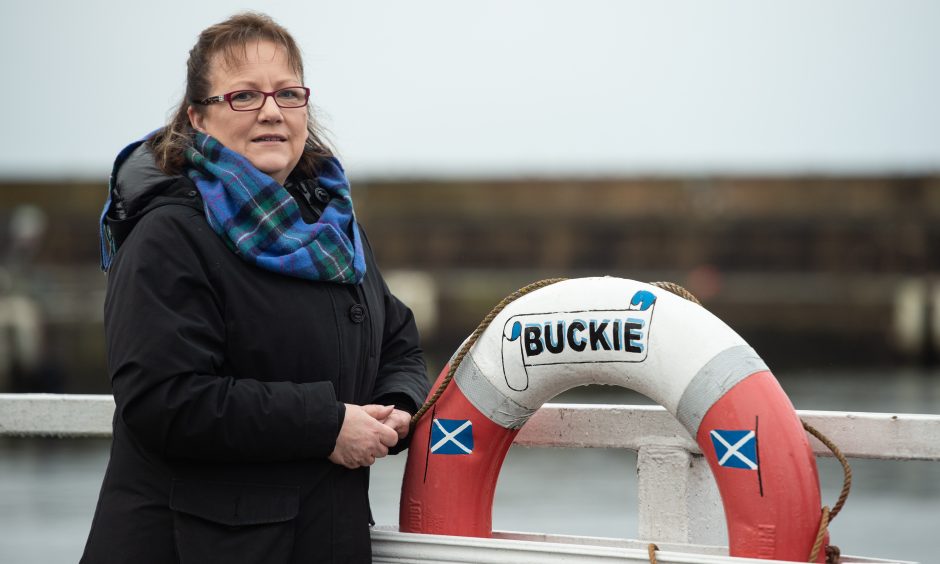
[231,91,258,102]
[278,89,301,99]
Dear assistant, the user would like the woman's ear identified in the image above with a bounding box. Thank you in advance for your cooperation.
[187,106,206,133]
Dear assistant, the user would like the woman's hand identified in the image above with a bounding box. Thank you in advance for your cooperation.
[379,408,412,440]
[329,404,399,469]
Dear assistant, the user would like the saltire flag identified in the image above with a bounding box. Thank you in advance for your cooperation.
[709,429,758,470]
[430,418,474,455]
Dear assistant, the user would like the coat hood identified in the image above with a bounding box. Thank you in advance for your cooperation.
[99,136,200,271]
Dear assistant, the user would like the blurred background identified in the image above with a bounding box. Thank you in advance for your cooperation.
[2,1,939,562]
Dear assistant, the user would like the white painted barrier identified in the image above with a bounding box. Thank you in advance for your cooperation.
[5,395,936,459]
[1,394,933,563]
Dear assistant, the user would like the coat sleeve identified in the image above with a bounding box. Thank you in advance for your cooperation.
[371,284,430,411]
[105,206,342,462]
[369,271,432,453]
[355,227,429,415]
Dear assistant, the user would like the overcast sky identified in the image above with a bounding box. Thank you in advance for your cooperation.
[2,0,939,180]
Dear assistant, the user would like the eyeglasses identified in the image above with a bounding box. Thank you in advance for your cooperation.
[195,86,310,111]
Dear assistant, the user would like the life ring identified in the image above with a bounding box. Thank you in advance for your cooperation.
[400,277,825,562]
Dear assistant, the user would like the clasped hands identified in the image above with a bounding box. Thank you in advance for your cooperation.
[328,404,411,469]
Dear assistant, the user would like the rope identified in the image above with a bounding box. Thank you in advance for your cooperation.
[802,419,852,563]
[802,420,852,521]
[808,506,831,563]
[410,278,568,427]
[647,543,659,564]
[649,281,702,305]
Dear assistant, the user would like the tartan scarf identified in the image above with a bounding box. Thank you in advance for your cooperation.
[185,132,366,283]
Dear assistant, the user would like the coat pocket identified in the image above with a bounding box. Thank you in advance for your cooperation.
[169,480,300,564]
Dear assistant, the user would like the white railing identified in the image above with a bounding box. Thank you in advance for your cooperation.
[2,394,938,555]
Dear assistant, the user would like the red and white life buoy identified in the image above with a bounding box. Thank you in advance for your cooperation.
[400,277,826,562]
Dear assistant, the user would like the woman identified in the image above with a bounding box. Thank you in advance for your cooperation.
[83,13,429,564]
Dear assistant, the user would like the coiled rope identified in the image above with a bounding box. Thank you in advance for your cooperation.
[647,543,659,564]
[648,280,702,305]
[405,278,850,563]
[410,278,568,428]
[803,420,852,563]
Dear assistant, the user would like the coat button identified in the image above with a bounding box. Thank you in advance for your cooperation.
[314,186,331,204]
[349,304,366,324]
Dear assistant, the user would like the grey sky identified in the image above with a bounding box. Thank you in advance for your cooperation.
[2,0,939,179]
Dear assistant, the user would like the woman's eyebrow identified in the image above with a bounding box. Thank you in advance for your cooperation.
[223,77,303,90]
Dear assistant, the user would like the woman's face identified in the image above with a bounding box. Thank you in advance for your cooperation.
[188,40,308,185]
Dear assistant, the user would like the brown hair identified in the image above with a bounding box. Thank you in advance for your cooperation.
[149,12,333,177]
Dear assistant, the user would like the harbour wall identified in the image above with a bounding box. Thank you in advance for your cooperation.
[1,175,938,392]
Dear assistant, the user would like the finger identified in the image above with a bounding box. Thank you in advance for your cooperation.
[377,424,399,447]
[362,403,393,416]
[331,451,355,469]
[391,413,411,438]
[358,450,376,466]
[385,416,408,438]
[361,404,395,419]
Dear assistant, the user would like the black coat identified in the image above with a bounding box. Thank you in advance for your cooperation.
[82,145,429,564]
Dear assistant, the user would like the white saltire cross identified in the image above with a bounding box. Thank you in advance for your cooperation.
[431,419,473,454]
[710,429,757,469]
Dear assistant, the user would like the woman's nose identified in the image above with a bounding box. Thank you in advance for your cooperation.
[257,95,284,122]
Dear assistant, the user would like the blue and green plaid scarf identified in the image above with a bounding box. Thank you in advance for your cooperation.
[184,132,366,284]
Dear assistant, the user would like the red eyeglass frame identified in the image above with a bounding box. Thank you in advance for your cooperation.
[196,87,310,111]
